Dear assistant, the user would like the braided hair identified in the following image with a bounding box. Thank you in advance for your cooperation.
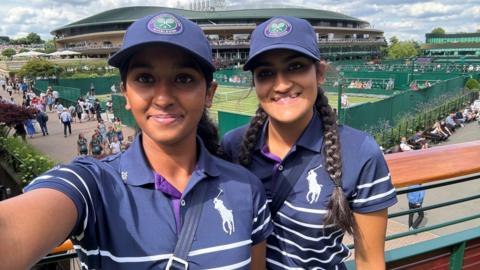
[238,62,356,235]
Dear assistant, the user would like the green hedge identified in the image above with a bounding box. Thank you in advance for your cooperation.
[0,137,55,187]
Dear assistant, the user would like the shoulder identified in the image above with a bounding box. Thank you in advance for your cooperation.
[338,125,382,162]
[211,155,264,191]
[221,124,249,160]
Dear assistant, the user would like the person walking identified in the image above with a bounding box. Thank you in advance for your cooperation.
[60,108,72,137]
[407,184,426,230]
[36,110,49,136]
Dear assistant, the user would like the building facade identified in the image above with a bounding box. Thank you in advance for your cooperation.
[422,33,480,57]
[51,6,386,66]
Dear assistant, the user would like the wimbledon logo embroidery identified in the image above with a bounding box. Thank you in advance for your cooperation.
[213,188,235,235]
[306,164,323,204]
[264,18,292,38]
[147,14,183,35]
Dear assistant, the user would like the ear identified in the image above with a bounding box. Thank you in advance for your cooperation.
[122,85,131,111]
[204,81,217,108]
[316,62,326,85]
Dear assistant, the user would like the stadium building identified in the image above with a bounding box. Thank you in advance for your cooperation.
[422,32,480,57]
[51,6,386,66]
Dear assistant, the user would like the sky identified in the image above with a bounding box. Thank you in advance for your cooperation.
[1,0,479,43]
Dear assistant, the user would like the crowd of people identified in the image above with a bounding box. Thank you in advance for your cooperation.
[389,102,480,153]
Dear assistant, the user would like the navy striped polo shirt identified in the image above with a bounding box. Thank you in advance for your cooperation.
[222,112,397,269]
[24,134,273,269]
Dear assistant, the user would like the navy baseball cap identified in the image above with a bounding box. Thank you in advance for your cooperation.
[108,12,215,73]
[243,16,320,71]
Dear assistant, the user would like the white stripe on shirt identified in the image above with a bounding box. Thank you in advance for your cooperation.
[351,188,396,204]
[267,258,304,270]
[270,231,343,253]
[273,221,342,242]
[252,214,271,235]
[356,174,391,189]
[267,243,346,264]
[284,201,328,214]
[277,211,334,229]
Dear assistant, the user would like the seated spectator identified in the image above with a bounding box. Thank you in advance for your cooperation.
[424,80,431,88]
[455,111,465,126]
[428,121,449,141]
[400,137,414,152]
[109,136,121,154]
[409,131,429,149]
[440,120,454,136]
[445,113,458,131]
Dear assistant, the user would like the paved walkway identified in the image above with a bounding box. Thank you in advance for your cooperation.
[2,89,135,164]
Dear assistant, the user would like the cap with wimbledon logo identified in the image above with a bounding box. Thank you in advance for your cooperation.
[108,12,215,73]
[243,16,320,71]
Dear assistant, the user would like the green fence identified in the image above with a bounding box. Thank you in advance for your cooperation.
[218,111,251,137]
[343,76,468,130]
[57,76,120,96]
[111,94,136,128]
[214,69,252,87]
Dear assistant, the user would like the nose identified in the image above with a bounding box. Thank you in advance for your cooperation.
[273,72,292,93]
[152,80,175,109]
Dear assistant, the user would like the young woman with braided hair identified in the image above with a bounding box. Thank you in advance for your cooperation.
[0,12,272,269]
[222,16,397,269]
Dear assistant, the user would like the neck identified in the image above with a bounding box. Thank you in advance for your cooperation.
[142,134,197,193]
[267,108,314,159]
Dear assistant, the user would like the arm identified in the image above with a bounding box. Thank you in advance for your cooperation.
[0,189,77,269]
[250,240,266,270]
[353,209,388,270]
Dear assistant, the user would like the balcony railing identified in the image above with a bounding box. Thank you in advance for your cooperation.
[35,140,480,269]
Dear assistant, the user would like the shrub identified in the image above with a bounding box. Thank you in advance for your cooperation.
[465,78,480,91]
[0,137,55,187]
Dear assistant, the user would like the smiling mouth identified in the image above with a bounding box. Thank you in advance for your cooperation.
[149,114,183,125]
[272,92,301,103]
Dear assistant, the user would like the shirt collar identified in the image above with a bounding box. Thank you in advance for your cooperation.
[255,109,324,153]
[119,133,220,187]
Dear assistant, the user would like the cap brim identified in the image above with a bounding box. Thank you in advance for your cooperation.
[243,44,320,71]
[108,41,215,73]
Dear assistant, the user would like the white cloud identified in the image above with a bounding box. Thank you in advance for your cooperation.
[0,0,478,42]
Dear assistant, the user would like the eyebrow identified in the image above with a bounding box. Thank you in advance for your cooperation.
[128,60,200,71]
[254,54,306,68]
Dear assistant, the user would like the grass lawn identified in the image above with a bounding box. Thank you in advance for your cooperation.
[210,85,383,121]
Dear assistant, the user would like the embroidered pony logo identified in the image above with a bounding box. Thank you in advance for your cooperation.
[213,188,235,235]
[306,164,323,204]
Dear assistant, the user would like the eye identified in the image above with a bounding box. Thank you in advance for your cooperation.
[175,74,194,84]
[255,69,274,79]
[287,62,304,72]
[135,73,154,84]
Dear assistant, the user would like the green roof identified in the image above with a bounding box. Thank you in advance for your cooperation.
[52,6,367,33]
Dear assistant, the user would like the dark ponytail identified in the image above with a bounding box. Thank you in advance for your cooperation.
[197,109,227,159]
[238,106,268,166]
[315,85,356,235]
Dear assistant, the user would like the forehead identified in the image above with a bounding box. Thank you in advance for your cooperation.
[127,44,199,70]
[253,49,311,67]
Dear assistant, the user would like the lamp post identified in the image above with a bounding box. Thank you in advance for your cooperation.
[337,72,344,124]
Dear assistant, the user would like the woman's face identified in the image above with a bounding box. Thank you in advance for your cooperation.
[252,49,321,126]
[123,45,216,147]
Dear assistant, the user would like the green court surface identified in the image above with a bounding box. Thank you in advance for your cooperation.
[210,85,383,121]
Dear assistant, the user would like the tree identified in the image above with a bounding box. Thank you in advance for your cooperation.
[17,59,63,79]
[25,32,44,44]
[44,39,57,54]
[431,27,446,34]
[387,41,419,59]
[0,103,37,136]
[19,48,29,53]
[2,48,16,58]
[389,36,399,46]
